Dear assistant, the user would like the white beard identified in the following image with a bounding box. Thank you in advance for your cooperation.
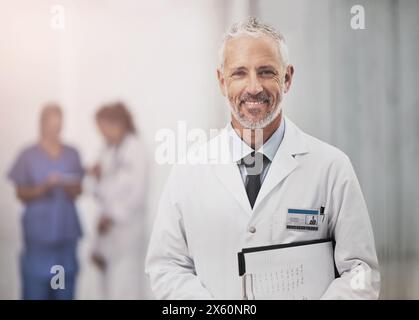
[226,96,282,130]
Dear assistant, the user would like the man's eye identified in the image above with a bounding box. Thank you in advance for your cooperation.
[260,70,275,76]
[232,71,246,77]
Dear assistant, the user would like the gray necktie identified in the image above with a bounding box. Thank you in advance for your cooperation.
[240,152,269,209]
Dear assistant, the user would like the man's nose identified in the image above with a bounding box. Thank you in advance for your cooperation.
[246,74,263,95]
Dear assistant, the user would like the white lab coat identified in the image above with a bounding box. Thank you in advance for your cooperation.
[93,133,149,299]
[145,116,380,300]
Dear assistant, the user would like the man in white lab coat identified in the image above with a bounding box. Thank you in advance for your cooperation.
[146,17,380,299]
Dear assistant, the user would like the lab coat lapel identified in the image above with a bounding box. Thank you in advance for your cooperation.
[211,130,253,216]
[253,117,309,210]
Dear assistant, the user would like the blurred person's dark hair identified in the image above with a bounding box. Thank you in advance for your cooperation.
[96,101,137,135]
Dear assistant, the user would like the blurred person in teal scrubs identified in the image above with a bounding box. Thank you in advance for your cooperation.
[8,103,84,300]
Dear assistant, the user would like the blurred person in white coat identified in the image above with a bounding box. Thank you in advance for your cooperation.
[88,102,149,299]
[145,18,380,299]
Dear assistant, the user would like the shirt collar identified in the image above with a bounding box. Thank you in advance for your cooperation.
[227,116,286,163]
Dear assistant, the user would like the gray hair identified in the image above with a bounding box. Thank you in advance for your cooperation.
[218,17,289,70]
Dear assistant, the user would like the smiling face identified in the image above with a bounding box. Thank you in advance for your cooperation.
[217,34,293,130]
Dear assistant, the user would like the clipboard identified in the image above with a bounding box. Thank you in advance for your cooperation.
[237,238,338,300]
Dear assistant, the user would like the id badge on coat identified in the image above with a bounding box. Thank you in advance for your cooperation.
[286,208,320,231]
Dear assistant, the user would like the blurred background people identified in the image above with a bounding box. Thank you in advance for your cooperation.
[87,102,149,299]
[7,104,84,300]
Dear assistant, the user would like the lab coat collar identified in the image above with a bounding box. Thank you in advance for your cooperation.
[212,116,309,216]
[226,115,285,163]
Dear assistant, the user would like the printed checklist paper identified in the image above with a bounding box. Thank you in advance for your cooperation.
[238,239,335,299]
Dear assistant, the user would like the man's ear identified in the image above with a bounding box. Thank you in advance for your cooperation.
[217,68,227,97]
[284,64,294,93]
